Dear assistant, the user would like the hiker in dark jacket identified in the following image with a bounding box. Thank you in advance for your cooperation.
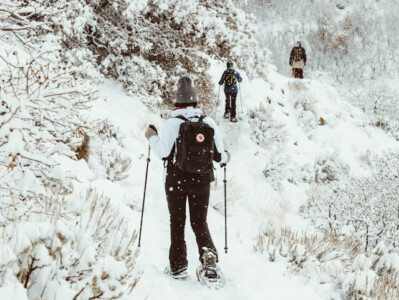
[145,76,230,280]
[218,62,242,122]
[289,41,307,79]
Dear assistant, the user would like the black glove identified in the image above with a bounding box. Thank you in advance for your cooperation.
[145,125,158,140]
[149,124,158,134]
[220,150,230,168]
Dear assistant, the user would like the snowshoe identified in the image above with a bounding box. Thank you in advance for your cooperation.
[196,250,225,289]
[223,112,230,119]
[230,117,238,123]
[164,266,189,280]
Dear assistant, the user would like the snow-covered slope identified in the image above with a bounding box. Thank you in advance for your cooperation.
[80,62,398,299]
[90,80,324,300]
[1,45,397,299]
[2,1,399,298]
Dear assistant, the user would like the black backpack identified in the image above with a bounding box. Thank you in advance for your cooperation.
[293,47,304,62]
[224,70,237,89]
[174,115,215,174]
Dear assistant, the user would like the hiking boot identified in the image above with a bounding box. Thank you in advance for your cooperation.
[201,249,217,268]
[164,266,189,280]
[223,112,230,119]
[202,266,218,280]
[230,117,238,123]
[197,248,224,288]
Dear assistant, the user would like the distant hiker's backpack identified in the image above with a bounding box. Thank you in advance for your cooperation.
[174,115,215,174]
[224,70,237,89]
[293,47,304,62]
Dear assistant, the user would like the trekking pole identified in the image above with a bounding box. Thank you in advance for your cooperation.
[138,144,151,248]
[216,85,221,116]
[217,85,221,106]
[223,165,228,254]
[239,82,243,113]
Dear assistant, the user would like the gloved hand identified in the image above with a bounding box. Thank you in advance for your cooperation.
[220,150,230,168]
[145,125,158,140]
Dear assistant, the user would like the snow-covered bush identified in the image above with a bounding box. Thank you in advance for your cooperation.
[255,228,399,299]
[0,47,96,220]
[0,189,139,299]
[2,0,268,110]
[306,153,399,252]
[0,17,139,297]
[99,148,132,182]
[248,103,288,150]
[262,151,292,190]
[248,103,314,189]
[346,85,399,141]
[313,155,350,183]
[89,122,132,182]
[262,151,312,190]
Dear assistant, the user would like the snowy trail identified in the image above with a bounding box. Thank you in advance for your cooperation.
[131,115,322,300]
[92,79,325,299]
[93,56,399,298]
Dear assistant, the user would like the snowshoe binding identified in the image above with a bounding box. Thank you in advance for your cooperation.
[164,266,189,280]
[196,249,225,289]
[223,111,230,119]
[230,117,238,123]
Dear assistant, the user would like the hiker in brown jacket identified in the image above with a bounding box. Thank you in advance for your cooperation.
[289,41,307,79]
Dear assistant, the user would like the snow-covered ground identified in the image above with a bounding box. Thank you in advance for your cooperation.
[78,61,398,299]
[2,51,398,298]
[92,80,324,300]
[1,60,398,299]
[2,1,399,298]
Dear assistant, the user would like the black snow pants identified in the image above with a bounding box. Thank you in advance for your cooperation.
[293,68,304,79]
[225,92,237,118]
[165,183,217,273]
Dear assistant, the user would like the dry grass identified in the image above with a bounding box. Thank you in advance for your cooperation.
[372,273,399,300]
[359,150,372,167]
[99,148,132,182]
[255,227,399,299]
[75,133,90,160]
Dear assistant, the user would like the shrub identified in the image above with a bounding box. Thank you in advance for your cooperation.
[1,0,268,111]
[255,228,399,299]
[306,153,399,251]
[1,189,139,299]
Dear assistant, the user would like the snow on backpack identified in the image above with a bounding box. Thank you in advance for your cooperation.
[293,47,304,62]
[224,70,237,89]
[174,115,215,174]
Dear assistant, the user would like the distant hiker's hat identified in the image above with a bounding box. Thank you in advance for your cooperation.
[227,61,233,68]
[175,76,198,104]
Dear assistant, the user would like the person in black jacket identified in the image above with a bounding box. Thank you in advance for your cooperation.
[289,41,307,79]
[145,76,230,280]
[218,62,242,122]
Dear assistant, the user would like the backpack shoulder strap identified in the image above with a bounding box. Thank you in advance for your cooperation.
[198,114,206,122]
[175,114,206,123]
[175,115,189,122]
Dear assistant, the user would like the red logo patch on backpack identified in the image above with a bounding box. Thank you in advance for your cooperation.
[196,133,205,142]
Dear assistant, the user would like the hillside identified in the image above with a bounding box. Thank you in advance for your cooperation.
[239,0,399,141]
[1,1,399,299]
